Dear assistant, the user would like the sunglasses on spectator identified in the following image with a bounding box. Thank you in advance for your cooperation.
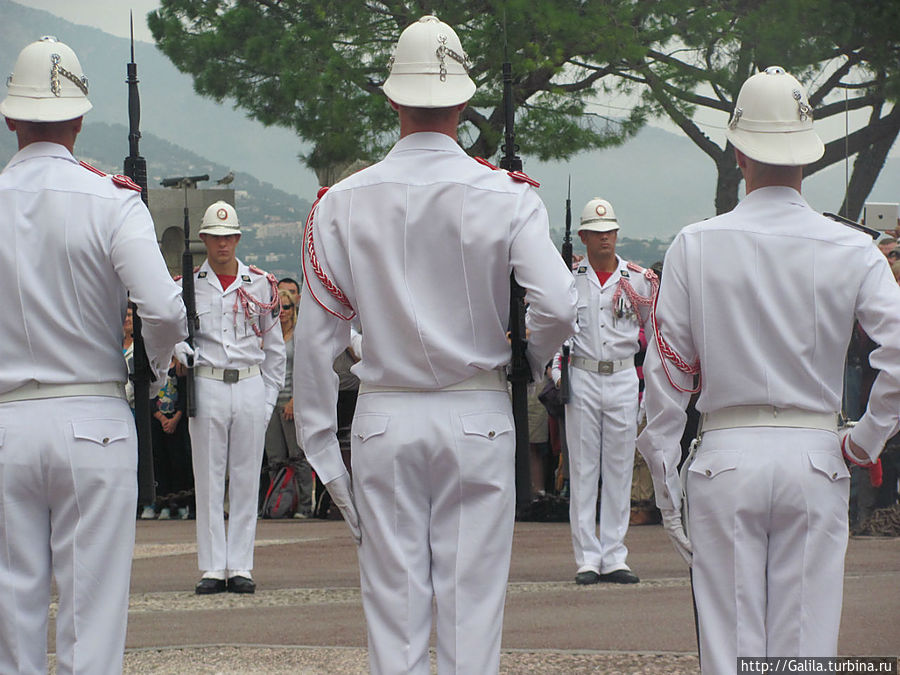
[282,304,294,310]
[888,250,899,259]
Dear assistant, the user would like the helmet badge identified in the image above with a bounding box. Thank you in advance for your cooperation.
[595,204,607,217]
[217,208,228,220]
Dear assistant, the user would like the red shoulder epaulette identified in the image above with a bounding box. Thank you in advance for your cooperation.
[78,161,142,192]
[111,174,142,192]
[507,170,540,188]
[472,157,540,187]
[474,156,499,171]
[317,186,329,199]
[194,265,201,273]
[627,260,658,281]
[249,265,275,283]
[173,274,183,282]
[79,160,107,177]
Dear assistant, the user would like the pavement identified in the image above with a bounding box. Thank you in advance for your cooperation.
[48,518,900,674]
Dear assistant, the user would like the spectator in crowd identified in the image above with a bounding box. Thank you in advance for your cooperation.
[638,66,900,673]
[293,15,576,674]
[175,200,285,595]
[876,236,897,257]
[151,357,194,520]
[552,197,658,585]
[0,36,185,673]
[278,277,300,307]
[264,288,313,517]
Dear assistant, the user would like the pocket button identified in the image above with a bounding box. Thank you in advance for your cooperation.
[488,430,496,438]
[102,437,110,445]
[705,469,711,477]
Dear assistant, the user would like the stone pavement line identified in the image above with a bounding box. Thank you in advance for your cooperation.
[133,536,330,560]
[107,645,701,675]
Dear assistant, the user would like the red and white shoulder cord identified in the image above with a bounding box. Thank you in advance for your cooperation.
[302,187,357,321]
[235,267,280,337]
[649,280,701,394]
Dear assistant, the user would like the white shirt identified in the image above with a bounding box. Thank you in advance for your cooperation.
[551,255,654,382]
[181,258,286,406]
[0,142,185,393]
[638,186,900,511]
[295,131,577,482]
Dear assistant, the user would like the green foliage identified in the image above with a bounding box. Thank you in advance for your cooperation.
[613,0,900,214]
[148,0,662,171]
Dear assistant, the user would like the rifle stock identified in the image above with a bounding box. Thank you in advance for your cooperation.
[498,60,533,508]
[124,17,156,506]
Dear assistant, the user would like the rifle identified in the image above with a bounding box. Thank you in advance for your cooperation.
[558,177,573,404]
[497,58,533,508]
[124,14,156,505]
[162,174,209,417]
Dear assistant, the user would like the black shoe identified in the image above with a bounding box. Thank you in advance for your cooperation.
[194,577,227,595]
[599,569,640,584]
[227,575,256,594]
[575,570,601,585]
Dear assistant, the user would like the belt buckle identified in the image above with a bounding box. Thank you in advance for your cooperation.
[598,361,613,374]
[223,369,239,383]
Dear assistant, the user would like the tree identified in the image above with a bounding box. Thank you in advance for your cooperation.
[149,0,663,185]
[610,0,900,217]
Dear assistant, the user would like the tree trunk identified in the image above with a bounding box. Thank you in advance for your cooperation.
[714,147,743,214]
[838,117,900,221]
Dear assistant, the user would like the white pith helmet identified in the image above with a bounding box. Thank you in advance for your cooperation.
[725,66,824,166]
[0,36,92,122]
[382,15,476,108]
[199,201,241,236]
[579,198,619,233]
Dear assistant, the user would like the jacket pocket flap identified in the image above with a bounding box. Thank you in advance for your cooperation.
[72,419,130,446]
[688,452,740,479]
[807,452,850,482]
[353,414,390,441]
[461,412,512,440]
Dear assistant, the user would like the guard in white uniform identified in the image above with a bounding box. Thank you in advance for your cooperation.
[176,201,285,594]
[552,199,657,585]
[293,16,576,675]
[637,67,900,673]
[0,37,186,674]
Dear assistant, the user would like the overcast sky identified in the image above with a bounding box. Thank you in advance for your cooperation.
[12,0,161,42]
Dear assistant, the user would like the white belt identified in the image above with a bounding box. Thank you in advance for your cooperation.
[701,406,839,433]
[359,369,508,394]
[571,356,633,375]
[194,365,260,383]
[0,381,126,404]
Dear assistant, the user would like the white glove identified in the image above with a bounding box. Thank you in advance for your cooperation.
[173,341,196,367]
[661,508,692,566]
[264,401,275,422]
[636,398,646,428]
[839,425,870,466]
[325,472,361,545]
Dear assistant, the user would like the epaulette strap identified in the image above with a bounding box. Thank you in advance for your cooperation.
[248,264,265,276]
[111,174,142,192]
[823,212,880,240]
[473,157,540,187]
[79,160,106,177]
[79,161,142,192]
[507,170,540,188]
[474,156,499,171]
[173,274,183,282]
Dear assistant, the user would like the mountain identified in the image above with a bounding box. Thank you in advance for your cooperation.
[0,0,320,201]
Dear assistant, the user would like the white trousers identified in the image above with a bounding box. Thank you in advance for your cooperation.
[351,389,515,675]
[0,396,137,675]
[565,367,638,573]
[686,427,850,674]
[190,375,267,573]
